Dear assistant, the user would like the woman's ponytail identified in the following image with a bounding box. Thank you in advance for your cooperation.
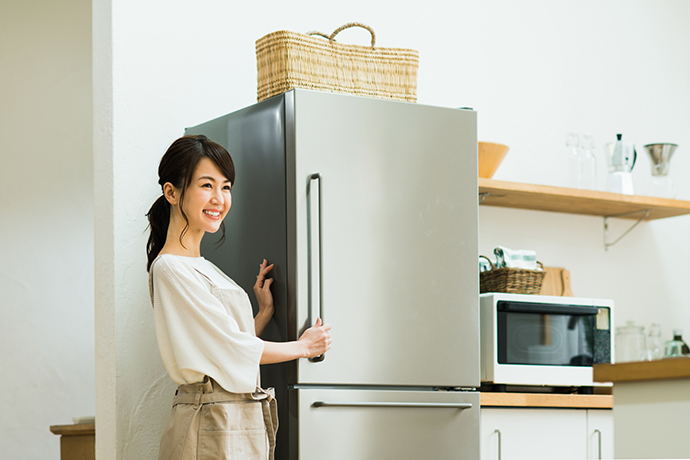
[146,195,170,272]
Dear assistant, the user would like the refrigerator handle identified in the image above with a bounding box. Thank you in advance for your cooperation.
[307,173,325,363]
[312,401,473,409]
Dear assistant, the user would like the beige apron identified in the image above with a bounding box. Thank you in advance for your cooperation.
[157,378,278,460]
[150,259,278,459]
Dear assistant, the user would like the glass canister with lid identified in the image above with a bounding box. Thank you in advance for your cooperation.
[615,321,647,363]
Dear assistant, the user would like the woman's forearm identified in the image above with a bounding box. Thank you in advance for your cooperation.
[254,311,272,336]
[260,340,307,364]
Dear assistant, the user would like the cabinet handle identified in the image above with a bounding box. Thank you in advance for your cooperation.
[495,429,502,460]
[307,173,324,363]
[594,429,602,459]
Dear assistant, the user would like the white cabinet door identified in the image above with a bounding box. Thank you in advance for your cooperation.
[586,410,614,459]
[481,408,587,460]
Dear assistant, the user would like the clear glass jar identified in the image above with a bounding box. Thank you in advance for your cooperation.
[615,321,647,363]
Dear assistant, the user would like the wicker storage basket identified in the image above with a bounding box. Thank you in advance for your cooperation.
[255,22,419,103]
[479,256,546,295]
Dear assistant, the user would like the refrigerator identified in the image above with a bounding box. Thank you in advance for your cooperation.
[186,89,479,460]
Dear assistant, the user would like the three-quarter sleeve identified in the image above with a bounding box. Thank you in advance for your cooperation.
[151,256,264,393]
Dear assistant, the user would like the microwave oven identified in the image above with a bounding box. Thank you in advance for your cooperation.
[480,293,613,388]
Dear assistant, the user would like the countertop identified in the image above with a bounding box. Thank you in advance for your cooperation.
[593,357,690,459]
[49,423,95,436]
[480,392,612,409]
[593,357,690,383]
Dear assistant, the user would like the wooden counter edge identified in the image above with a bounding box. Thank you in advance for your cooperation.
[49,423,95,436]
[593,357,690,383]
[480,393,613,409]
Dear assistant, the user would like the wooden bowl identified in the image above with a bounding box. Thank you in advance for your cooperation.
[478,142,509,178]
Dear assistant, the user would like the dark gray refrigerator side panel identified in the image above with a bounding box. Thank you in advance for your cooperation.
[185,94,294,460]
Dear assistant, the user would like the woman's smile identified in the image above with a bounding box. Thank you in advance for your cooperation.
[203,209,222,219]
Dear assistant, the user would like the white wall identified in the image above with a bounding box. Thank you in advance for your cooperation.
[0,1,93,459]
[91,0,690,458]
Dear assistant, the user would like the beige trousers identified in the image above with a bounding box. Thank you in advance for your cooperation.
[157,378,278,460]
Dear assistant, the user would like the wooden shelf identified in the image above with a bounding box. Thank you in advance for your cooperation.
[593,357,690,383]
[480,392,613,409]
[478,178,690,220]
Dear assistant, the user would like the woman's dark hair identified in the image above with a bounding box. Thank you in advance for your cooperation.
[146,134,235,271]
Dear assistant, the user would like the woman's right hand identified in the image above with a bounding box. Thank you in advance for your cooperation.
[260,318,332,364]
[298,318,332,358]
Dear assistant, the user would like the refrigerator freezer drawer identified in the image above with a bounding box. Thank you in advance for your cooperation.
[293,388,479,460]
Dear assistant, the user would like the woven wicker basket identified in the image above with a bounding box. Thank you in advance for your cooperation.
[479,255,546,295]
[255,23,419,103]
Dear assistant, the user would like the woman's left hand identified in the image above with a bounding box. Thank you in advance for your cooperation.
[254,259,275,320]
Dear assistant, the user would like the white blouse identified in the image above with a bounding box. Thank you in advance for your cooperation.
[149,254,264,393]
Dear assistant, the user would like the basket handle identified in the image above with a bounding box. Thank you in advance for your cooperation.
[479,255,495,271]
[307,23,376,47]
[306,31,330,39]
[330,22,376,47]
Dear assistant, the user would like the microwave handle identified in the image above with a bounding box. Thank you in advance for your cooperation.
[497,301,599,316]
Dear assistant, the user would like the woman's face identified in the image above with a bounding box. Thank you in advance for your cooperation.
[181,157,232,234]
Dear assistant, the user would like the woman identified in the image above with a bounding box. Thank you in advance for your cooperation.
[146,134,332,460]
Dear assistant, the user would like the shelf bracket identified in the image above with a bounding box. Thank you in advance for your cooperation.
[603,209,652,251]
[478,192,491,204]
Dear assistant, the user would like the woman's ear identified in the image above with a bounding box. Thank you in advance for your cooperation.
[163,182,179,205]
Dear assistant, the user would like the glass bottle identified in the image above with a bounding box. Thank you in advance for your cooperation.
[579,134,597,190]
[664,329,689,357]
[646,323,664,360]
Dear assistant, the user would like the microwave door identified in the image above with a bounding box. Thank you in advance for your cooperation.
[497,302,598,367]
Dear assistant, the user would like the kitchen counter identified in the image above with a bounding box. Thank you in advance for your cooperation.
[480,392,612,409]
[593,356,690,382]
[593,357,690,459]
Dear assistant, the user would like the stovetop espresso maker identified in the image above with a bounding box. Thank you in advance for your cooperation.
[604,134,636,195]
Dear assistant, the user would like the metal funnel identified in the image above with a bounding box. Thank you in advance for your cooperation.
[644,143,678,176]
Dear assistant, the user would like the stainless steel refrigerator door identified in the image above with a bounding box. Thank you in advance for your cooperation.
[294,388,479,460]
[289,90,479,387]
